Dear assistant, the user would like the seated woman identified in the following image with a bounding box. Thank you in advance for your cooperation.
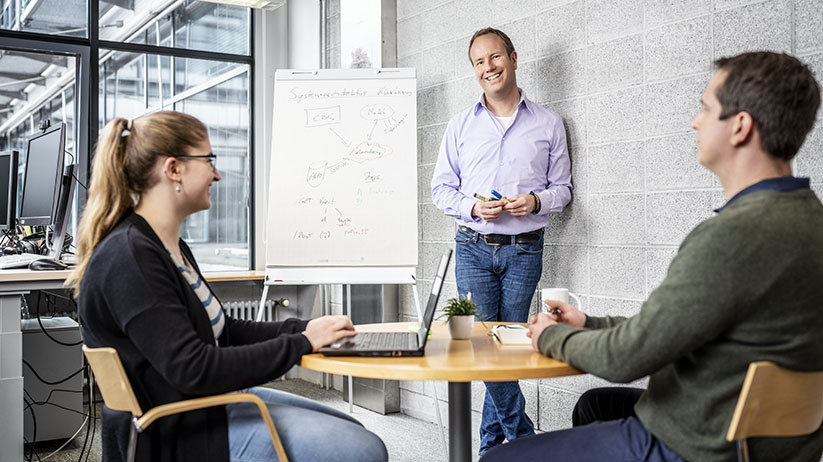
[68,111,387,462]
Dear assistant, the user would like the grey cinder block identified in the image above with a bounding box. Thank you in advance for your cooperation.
[397,15,422,58]
[419,84,446,126]
[644,0,710,28]
[421,123,447,166]
[645,73,710,138]
[539,373,592,394]
[537,49,586,103]
[646,247,678,295]
[421,41,454,89]
[544,195,589,245]
[645,15,711,82]
[421,203,455,241]
[588,193,645,245]
[568,145,588,193]
[398,53,422,89]
[539,244,590,293]
[419,164,435,203]
[445,77,481,121]
[586,0,643,44]
[587,86,644,144]
[795,0,823,53]
[590,246,646,298]
[549,97,587,147]
[537,386,580,431]
[421,3,457,51]
[492,0,536,26]
[714,0,791,58]
[646,190,715,245]
[645,132,715,191]
[588,140,644,193]
[517,61,540,102]
[536,0,586,57]
[498,16,536,63]
[587,296,643,319]
[586,34,643,92]
[796,123,823,179]
[452,0,494,44]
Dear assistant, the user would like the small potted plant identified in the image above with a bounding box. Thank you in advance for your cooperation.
[441,293,480,340]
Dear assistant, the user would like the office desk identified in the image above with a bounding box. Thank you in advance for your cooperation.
[0,269,263,462]
[301,321,582,462]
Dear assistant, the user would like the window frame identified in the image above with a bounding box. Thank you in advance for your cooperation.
[0,1,256,269]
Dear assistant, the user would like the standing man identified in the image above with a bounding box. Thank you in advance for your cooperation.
[482,52,823,461]
[431,27,573,454]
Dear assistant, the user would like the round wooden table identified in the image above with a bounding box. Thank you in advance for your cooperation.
[301,321,582,462]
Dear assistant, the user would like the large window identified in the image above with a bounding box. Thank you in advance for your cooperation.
[0,0,254,270]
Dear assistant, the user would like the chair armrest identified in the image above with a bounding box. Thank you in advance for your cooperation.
[136,392,288,461]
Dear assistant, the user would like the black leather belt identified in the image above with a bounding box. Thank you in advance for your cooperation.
[459,226,541,246]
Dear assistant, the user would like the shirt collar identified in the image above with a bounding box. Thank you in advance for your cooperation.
[714,176,810,213]
[474,88,531,115]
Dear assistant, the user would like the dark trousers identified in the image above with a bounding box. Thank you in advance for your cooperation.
[480,387,684,462]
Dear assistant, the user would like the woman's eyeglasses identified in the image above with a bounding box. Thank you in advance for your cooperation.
[174,153,217,171]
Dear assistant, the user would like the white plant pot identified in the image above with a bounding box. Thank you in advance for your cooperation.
[448,315,474,340]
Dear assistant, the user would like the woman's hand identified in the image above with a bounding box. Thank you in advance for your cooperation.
[302,315,356,352]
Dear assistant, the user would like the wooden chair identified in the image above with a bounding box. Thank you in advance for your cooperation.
[726,361,823,462]
[82,345,288,462]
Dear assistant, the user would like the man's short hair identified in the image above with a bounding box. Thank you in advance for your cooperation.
[468,27,515,63]
[714,52,820,160]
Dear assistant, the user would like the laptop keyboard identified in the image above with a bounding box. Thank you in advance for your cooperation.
[352,332,416,350]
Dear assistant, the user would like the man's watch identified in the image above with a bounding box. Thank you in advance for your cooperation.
[529,192,541,214]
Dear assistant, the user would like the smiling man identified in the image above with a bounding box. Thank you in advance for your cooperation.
[431,27,573,455]
[482,52,823,462]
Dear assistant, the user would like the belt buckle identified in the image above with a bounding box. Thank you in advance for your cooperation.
[481,234,502,246]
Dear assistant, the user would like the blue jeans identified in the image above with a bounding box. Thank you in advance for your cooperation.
[479,416,684,462]
[454,227,544,454]
[227,386,388,462]
[481,387,683,461]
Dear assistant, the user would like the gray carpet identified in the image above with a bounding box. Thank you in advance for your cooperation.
[32,378,478,462]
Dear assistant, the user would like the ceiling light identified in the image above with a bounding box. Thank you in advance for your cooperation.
[201,0,285,10]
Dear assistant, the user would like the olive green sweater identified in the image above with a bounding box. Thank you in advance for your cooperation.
[539,188,823,461]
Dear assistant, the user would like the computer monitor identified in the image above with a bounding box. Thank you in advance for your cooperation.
[0,151,19,230]
[17,123,76,259]
[18,123,65,227]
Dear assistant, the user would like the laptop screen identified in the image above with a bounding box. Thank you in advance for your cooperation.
[416,250,452,346]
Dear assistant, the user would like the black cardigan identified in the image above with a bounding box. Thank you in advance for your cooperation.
[79,210,312,462]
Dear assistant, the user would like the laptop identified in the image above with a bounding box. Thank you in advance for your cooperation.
[319,250,452,357]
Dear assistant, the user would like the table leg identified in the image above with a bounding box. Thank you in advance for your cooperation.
[448,381,472,462]
[0,293,24,462]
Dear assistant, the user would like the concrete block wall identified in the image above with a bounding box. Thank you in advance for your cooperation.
[323,0,823,434]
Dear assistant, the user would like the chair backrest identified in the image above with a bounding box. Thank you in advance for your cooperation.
[82,345,144,417]
[727,361,823,441]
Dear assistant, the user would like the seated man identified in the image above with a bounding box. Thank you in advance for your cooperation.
[482,51,823,461]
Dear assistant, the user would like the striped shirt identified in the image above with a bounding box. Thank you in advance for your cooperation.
[167,249,225,343]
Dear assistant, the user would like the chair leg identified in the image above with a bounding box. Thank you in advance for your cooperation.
[736,439,749,462]
[127,419,139,462]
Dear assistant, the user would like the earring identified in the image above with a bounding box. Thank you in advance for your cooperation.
[175,184,182,193]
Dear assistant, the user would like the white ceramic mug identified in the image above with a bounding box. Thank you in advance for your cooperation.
[541,288,582,313]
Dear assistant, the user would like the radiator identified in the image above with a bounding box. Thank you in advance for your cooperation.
[224,299,275,321]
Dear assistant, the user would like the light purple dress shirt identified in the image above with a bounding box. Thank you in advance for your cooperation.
[431,90,573,235]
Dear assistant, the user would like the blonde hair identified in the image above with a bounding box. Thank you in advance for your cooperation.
[66,111,208,296]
